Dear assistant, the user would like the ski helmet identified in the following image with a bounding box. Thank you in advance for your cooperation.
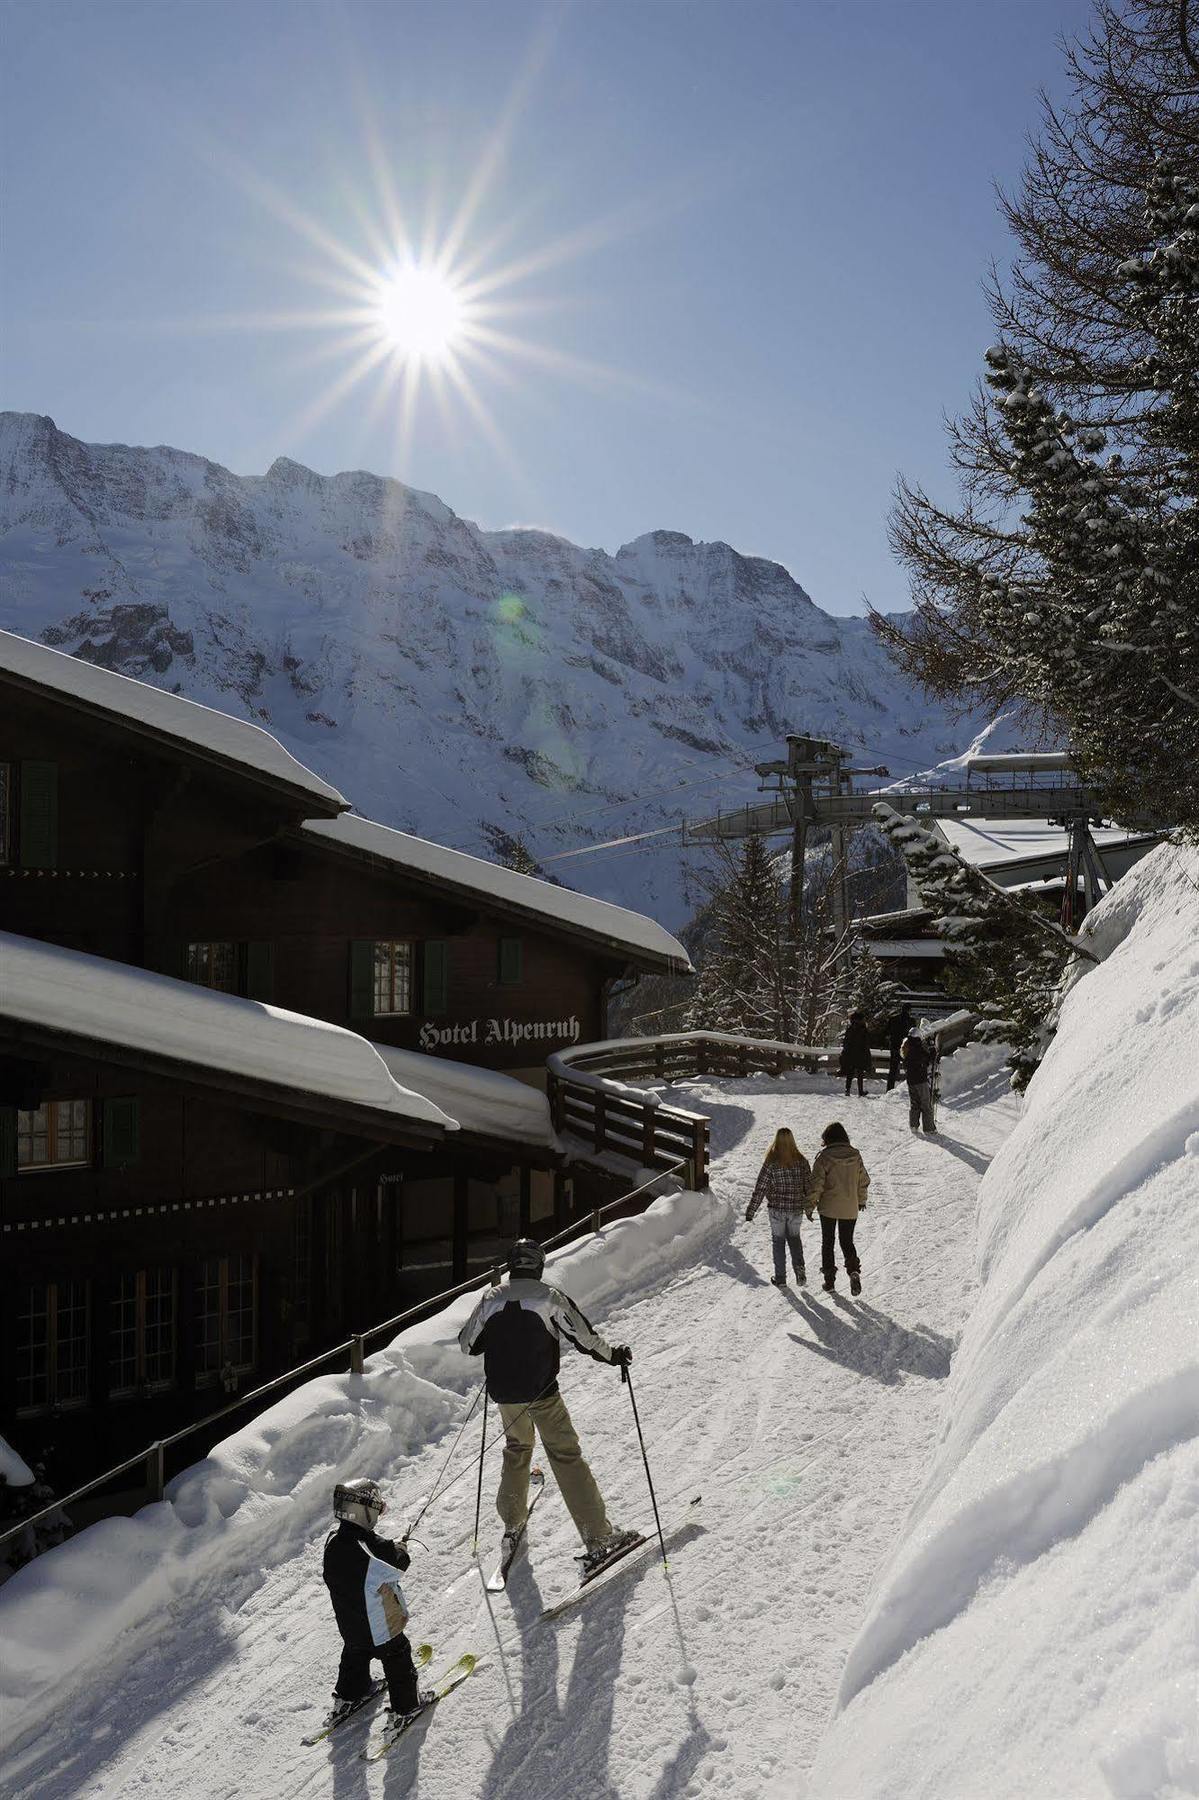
[333,1477,386,1529]
[507,1238,546,1280]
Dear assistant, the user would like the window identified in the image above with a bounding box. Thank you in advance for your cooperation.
[15,1281,90,1414]
[187,942,237,993]
[196,1255,257,1386]
[17,1099,92,1171]
[0,762,10,866]
[373,941,414,1016]
[497,936,523,986]
[110,1269,177,1398]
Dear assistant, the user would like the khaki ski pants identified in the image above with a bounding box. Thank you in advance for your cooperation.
[497,1392,610,1546]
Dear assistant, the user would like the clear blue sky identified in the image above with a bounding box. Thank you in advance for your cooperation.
[2,0,1093,615]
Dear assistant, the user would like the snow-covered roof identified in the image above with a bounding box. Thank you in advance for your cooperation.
[372,1043,558,1151]
[0,1436,34,1488]
[0,932,454,1134]
[936,815,1146,871]
[965,751,1074,775]
[0,630,345,812]
[301,814,692,972]
[862,939,947,961]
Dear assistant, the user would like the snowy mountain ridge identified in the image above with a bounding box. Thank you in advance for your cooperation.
[0,412,1010,923]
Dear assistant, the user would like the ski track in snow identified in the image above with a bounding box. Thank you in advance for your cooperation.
[7,1069,1018,1800]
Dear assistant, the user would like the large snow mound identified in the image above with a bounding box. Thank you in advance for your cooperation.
[0,1185,724,1759]
[806,841,1199,1800]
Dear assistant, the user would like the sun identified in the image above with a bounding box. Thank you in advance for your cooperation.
[373,263,465,363]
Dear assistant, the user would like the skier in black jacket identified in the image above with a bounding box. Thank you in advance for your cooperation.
[322,1477,432,1724]
[459,1239,638,1574]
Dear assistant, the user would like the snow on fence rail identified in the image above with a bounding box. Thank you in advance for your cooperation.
[549,1032,841,1187]
[548,1023,975,1185]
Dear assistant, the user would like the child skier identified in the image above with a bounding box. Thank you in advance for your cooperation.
[322,1477,433,1727]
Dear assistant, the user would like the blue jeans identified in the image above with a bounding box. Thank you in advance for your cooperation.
[770,1211,805,1280]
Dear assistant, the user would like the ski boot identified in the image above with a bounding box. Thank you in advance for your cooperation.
[579,1527,640,1578]
[387,1690,436,1727]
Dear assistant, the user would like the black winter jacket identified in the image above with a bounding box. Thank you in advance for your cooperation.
[838,1019,875,1077]
[458,1277,617,1403]
[903,1037,933,1084]
[323,1520,410,1649]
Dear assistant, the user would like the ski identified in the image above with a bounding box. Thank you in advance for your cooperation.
[484,1465,546,1591]
[540,1497,702,1621]
[359,1654,479,1761]
[301,1645,433,1745]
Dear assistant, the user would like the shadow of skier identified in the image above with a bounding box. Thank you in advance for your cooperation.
[785,1291,952,1385]
[710,1238,773,1289]
[478,1552,627,1800]
[924,1133,992,1175]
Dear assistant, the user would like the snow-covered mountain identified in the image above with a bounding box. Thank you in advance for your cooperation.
[0,412,1001,923]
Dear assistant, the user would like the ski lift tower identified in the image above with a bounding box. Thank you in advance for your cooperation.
[686,734,891,949]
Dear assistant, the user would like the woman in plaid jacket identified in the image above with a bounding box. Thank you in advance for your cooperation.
[745,1128,812,1287]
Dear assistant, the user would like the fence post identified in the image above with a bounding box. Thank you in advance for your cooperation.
[350,1334,365,1375]
[697,1039,709,1077]
[593,1090,606,1152]
[642,1104,656,1166]
[549,1074,564,1133]
[693,1118,709,1190]
[147,1440,165,1503]
[592,1206,602,1233]
[654,1041,665,1080]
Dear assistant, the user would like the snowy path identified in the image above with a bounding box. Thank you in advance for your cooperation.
[9,1065,1018,1800]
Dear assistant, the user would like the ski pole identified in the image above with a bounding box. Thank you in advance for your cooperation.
[472,1388,489,1555]
[621,1363,669,1573]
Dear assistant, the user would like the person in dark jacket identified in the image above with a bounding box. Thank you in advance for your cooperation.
[322,1477,431,1723]
[886,1004,914,1090]
[838,1011,875,1097]
[458,1238,636,1572]
[901,1027,937,1133]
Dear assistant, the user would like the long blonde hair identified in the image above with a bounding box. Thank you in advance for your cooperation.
[764,1127,804,1168]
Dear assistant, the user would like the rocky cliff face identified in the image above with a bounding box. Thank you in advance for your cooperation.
[0,412,997,922]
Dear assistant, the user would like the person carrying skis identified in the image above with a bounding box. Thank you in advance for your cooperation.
[838,1011,875,1097]
[458,1239,637,1575]
[322,1477,433,1728]
[745,1126,812,1287]
[901,1026,937,1133]
[805,1121,870,1294]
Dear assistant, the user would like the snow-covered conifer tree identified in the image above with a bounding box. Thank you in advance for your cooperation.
[873,802,1098,1087]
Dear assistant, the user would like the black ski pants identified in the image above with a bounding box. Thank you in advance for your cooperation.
[820,1215,859,1277]
[844,1073,866,1096]
[335,1632,417,1710]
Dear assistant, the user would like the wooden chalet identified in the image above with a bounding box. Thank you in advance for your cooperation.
[0,629,690,1489]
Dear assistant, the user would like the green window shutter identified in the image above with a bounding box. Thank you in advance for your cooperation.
[19,761,58,870]
[349,940,375,1018]
[423,941,448,1015]
[0,1106,16,1178]
[497,937,523,986]
[243,941,275,1003]
[102,1097,140,1169]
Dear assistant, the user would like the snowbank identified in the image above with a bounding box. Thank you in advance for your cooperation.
[807,841,1199,1799]
[0,1185,725,1758]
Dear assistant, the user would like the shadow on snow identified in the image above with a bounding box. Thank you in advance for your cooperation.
[784,1291,953,1386]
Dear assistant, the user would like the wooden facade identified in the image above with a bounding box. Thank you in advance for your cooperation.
[0,638,681,1490]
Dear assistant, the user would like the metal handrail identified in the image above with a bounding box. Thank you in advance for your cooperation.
[0,1159,689,1558]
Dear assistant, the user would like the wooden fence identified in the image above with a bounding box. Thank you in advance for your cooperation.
[547,1032,845,1189]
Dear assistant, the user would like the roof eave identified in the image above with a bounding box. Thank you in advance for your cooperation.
[1,668,347,819]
